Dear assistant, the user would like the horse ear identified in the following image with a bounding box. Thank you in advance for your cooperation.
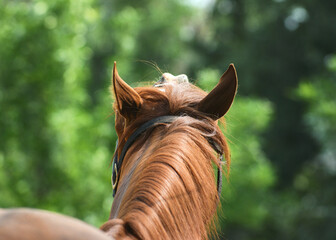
[112,62,143,119]
[198,64,238,119]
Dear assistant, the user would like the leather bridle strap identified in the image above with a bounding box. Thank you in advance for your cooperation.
[112,115,224,198]
[112,116,179,197]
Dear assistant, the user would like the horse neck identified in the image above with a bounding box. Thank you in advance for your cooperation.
[108,117,220,240]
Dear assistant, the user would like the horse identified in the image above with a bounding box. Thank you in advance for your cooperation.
[0,208,112,240]
[100,62,238,240]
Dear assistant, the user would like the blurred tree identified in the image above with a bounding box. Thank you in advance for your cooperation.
[289,55,336,240]
[252,55,336,240]
[196,0,336,187]
[0,0,113,225]
[0,0,335,239]
[0,0,70,206]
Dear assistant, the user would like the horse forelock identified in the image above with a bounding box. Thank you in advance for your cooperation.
[114,84,210,152]
[109,83,230,240]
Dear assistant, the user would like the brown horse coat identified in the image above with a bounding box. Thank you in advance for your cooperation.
[0,208,112,240]
[101,62,238,240]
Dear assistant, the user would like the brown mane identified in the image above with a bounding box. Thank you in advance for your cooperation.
[101,63,237,240]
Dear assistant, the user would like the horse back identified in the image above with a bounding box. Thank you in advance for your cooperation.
[0,208,112,240]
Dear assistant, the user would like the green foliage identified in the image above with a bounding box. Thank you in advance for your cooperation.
[223,98,275,229]
[296,55,336,175]
[262,56,336,240]
[0,0,112,225]
[0,0,335,239]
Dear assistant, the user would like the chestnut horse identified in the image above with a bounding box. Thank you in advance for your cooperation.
[0,208,111,240]
[100,62,237,240]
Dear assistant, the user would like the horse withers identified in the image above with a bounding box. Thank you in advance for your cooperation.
[0,208,111,240]
[101,62,238,240]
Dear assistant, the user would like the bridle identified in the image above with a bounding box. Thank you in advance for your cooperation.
[111,115,224,198]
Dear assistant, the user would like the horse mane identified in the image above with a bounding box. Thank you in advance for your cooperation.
[101,83,231,240]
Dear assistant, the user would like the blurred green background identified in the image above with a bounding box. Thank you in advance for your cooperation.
[0,0,335,239]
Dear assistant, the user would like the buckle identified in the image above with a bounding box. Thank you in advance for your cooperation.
[112,162,118,190]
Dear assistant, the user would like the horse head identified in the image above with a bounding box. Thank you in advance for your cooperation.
[101,62,238,240]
